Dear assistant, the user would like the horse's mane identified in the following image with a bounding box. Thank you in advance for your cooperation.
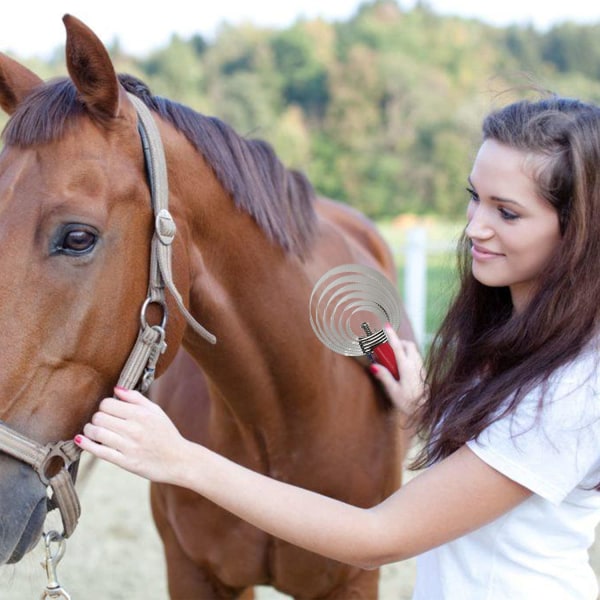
[2,74,317,257]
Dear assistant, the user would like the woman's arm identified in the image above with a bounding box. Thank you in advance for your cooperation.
[75,389,531,570]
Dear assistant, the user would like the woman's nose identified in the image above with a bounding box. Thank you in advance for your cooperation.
[465,203,493,240]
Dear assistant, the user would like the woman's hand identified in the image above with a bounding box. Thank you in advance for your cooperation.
[74,387,187,483]
[369,324,427,417]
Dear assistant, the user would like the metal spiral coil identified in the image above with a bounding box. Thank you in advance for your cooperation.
[309,264,402,356]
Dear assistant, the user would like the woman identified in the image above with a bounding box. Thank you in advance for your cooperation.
[76,97,600,599]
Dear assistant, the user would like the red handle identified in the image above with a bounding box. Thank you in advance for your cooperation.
[373,341,399,380]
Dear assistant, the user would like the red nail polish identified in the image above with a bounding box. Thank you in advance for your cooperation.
[74,435,82,445]
[369,364,379,375]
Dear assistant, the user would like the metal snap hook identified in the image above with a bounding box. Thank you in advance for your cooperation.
[40,530,71,599]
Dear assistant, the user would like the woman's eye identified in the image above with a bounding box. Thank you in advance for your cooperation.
[54,225,98,255]
[499,207,519,221]
[466,187,479,202]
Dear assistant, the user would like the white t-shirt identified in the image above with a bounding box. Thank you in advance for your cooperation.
[413,345,600,600]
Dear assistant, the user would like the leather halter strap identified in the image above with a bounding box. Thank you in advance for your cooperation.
[116,93,216,390]
[0,92,216,539]
[0,428,81,537]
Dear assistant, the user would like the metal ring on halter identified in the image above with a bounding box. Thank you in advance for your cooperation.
[140,297,168,330]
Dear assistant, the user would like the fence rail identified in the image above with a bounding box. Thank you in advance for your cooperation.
[391,226,457,350]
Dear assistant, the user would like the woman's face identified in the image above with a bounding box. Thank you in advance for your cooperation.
[466,139,561,312]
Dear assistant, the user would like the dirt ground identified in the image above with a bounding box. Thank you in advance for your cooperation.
[0,455,597,599]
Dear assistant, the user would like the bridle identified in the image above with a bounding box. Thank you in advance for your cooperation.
[0,92,216,539]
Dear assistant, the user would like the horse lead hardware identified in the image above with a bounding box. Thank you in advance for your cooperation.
[40,530,71,599]
[0,91,217,540]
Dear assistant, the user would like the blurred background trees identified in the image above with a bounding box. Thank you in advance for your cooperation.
[5,0,600,220]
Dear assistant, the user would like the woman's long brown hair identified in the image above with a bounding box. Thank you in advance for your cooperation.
[413,97,600,469]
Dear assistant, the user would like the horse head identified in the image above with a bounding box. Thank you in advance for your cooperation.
[0,15,190,563]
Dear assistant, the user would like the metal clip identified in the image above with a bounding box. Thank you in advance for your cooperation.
[40,530,71,599]
[140,324,167,393]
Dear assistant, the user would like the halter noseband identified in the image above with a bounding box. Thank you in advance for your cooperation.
[0,92,216,539]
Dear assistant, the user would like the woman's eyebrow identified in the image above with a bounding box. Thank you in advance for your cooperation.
[467,177,522,206]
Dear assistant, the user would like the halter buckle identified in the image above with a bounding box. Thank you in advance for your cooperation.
[155,208,176,245]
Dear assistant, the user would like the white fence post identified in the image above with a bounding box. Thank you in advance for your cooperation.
[403,227,427,349]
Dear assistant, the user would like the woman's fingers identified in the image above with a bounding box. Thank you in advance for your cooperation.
[382,325,423,376]
[372,360,397,389]
[95,388,153,416]
[81,420,123,449]
[86,410,136,442]
[74,387,187,482]
[367,325,427,417]
[74,389,152,454]
[113,387,153,406]
[74,429,126,465]
[385,324,421,360]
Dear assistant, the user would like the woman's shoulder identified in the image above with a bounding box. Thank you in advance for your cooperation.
[549,336,600,389]
[538,337,600,424]
[470,338,600,504]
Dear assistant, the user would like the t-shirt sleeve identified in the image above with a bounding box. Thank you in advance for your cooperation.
[467,366,600,505]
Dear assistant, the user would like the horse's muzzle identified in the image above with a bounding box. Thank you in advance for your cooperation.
[0,457,47,565]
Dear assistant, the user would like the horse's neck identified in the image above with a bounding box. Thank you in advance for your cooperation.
[166,137,336,419]
[181,197,319,396]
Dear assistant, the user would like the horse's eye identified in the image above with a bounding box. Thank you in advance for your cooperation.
[63,230,96,252]
[54,225,98,256]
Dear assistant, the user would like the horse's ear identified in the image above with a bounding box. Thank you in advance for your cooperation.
[0,53,43,114]
[63,14,121,120]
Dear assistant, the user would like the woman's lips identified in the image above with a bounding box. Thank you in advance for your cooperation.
[471,244,504,260]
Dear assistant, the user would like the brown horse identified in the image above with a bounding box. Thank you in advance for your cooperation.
[0,15,414,599]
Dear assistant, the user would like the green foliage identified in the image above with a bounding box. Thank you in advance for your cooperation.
[141,35,206,106]
[3,1,600,219]
[541,23,600,80]
[271,22,331,119]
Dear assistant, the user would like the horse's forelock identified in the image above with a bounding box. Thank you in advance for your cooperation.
[2,78,84,146]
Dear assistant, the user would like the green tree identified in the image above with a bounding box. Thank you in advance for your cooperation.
[141,34,206,107]
[271,21,332,121]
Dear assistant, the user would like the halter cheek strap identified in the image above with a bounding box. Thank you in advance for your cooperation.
[116,93,216,393]
[127,93,216,349]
